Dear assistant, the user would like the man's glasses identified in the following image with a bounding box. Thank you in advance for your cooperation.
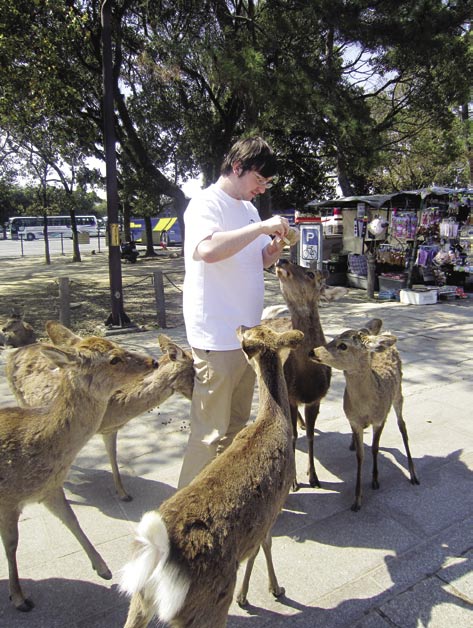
[254,172,277,189]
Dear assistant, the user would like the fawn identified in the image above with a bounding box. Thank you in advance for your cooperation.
[0,326,157,611]
[309,318,420,511]
[265,258,347,489]
[120,323,304,628]
[6,322,194,501]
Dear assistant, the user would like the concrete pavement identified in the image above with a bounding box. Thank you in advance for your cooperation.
[0,286,472,627]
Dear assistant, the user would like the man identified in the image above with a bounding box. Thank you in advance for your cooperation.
[178,136,295,488]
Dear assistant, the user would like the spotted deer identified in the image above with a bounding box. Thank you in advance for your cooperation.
[265,258,347,489]
[309,318,420,511]
[6,322,194,501]
[0,328,157,612]
[120,324,304,628]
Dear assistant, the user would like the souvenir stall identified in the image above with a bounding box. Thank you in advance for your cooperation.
[305,187,473,299]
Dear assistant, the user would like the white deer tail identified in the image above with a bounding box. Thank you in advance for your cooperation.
[120,510,191,623]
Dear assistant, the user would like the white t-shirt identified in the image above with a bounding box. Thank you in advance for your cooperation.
[183,183,271,350]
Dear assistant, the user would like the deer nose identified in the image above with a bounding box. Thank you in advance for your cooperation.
[152,359,159,369]
[276,258,289,268]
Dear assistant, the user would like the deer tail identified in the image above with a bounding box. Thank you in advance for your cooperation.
[120,510,191,623]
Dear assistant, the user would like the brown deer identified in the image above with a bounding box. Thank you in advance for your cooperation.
[265,258,347,489]
[0,312,36,348]
[309,318,420,511]
[0,326,157,612]
[5,322,194,501]
[120,323,304,628]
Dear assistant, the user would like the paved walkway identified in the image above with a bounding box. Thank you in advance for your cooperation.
[0,281,472,627]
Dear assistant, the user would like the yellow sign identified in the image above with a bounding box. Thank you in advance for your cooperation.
[110,223,120,246]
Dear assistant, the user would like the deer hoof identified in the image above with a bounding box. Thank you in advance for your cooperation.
[291,481,301,492]
[411,476,420,486]
[351,502,362,512]
[236,594,248,608]
[119,493,133,502]
[11,597,34,612]
[96,566,112,580]
[271,586,285,599]
[372,479,380,490]
[308,476,321,489]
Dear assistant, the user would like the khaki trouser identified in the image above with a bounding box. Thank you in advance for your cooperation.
[177,347,256,489]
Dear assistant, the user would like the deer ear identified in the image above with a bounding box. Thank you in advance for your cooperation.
[40,345,79,368]
[361,318,383,335]
[167,344,186,362]
[46,321,82,347]
[365,334,397,352]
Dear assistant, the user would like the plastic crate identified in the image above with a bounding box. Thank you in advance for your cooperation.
[378,275,407,292]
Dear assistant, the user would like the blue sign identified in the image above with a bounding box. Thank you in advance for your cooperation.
[299,223,323,268]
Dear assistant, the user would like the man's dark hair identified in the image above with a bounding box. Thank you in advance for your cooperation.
[220,136,278,178]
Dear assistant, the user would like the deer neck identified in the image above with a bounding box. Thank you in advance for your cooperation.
[343,355,375,398]
[103,367,176,426]
[287,302,325,344]
[254,353,291,430]
[48,372,109,441]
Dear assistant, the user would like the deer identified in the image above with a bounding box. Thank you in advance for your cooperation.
[0,312,36,348]
[264,258,347,490]
[309,318,420,511]
[0,325,158,612]
[119,323,304,628]
[5,322,195,501]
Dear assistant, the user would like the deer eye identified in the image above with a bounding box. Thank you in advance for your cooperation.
[110,356,122,365]
[306,271,315,279]
[338,343,347,351]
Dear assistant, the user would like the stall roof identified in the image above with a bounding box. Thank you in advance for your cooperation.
[305,187,472,210]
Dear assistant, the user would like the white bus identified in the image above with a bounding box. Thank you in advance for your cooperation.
[9,215,103,240]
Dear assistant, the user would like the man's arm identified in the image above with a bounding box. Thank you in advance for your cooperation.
[196,215,290,263]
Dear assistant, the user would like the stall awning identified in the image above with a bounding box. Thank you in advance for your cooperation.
[305,187,472,211]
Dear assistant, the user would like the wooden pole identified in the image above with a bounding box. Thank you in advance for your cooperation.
[59,277,71,327]
[153,270,167,329]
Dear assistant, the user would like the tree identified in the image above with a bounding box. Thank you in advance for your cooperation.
[0,0,471,211]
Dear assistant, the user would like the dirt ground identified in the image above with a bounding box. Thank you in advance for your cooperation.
[0,246,287,341]
[0,248,188,339]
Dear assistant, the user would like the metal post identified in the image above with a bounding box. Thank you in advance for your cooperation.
[101,0,131,327]
[19,234,24,257]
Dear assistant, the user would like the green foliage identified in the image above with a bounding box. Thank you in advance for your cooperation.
[0,0,471,210]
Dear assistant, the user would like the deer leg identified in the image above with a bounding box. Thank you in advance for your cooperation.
[236,547,259,607]
[290,405,301,491]
[102,431,132,501]
[296,410,306,430]
[349,433,356,451]
[43,487,112,579]
[123,591,155,628]
[305,403,321,488]
[0,509,34,611]
[261,531,284,599]
[351,427,364,512]
[393,397,420,486]
[371,423,385,490]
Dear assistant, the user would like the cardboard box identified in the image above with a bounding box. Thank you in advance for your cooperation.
[400,289,438,305]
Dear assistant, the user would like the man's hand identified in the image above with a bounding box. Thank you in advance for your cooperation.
[261,215,290,240]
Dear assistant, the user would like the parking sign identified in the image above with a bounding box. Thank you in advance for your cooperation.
[299,223,323,269]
